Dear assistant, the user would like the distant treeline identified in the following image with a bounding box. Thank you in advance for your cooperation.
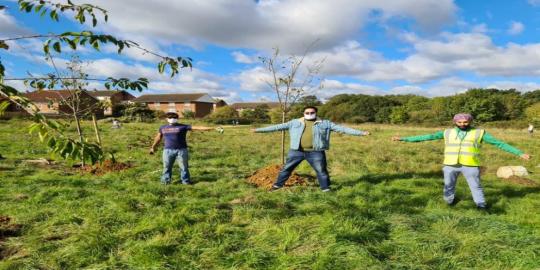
[208,88,540,127]
[315,89,540,126]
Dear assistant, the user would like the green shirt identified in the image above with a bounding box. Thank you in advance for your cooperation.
[300,120,315,151]
[399,127,524,156]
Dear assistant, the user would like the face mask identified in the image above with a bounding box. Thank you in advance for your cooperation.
[304,114,317,120]
[167,118,178,124]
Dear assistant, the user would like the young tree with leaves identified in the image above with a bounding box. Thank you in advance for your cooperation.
[0,0,192,165]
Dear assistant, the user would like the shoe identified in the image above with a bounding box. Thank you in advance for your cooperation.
[161,181,171,185]
[181,181,193,185]
[476,204,488,210]
[269,185,283,191]
[446,198,459,207]
[321,188,331,192]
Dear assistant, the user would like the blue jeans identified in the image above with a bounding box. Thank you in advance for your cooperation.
[161,148,190,184]
[274,150,330,189]
[442,165,485,206]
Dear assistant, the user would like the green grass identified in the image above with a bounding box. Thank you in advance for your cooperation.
[0,119,539,269]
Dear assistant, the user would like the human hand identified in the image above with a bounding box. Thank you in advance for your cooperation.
[363,131,370,136]
[520,153,531,160]
[149,148,155,155]
[391,136,401,142]
[250,128,257,133]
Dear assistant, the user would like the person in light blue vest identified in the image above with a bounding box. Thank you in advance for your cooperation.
[253,106,370,192]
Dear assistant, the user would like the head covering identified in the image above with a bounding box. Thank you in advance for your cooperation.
[453,113,473,122]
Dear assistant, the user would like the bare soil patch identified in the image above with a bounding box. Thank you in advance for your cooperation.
[502,176,539,187]
[79,159,132,175]
[247,164,312,190]
[0,216,22,260]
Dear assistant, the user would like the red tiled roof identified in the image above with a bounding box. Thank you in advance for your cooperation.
[133,93,209,103]
[23,90,97,102]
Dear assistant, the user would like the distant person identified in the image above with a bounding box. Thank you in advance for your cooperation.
[392,113,531,210]
[252,106,370,192]
[528,123,534,136]
[149,112,214,185]
[111,119,121,129]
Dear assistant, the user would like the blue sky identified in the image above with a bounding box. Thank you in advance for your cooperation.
[2,0,540,102]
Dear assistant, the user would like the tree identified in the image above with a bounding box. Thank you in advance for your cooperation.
[525,102,540,125]
[207,106,238,123]
[259,45,324,164]
[241,104,270,123]
[0,0,192,165]
[389,106,409,124]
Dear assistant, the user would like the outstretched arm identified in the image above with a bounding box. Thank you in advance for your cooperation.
[482,132,531,160]
[252,121,291,133]
[392,131,444,142]
[329,122,369,136]
[191,126,214,131]
[149,132,162,155]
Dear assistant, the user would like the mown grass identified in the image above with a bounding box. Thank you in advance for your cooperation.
[0,119,539,269]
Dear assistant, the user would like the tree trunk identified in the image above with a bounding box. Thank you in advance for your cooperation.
[91,114,102,146]
[281,111,286,165]
[74,114,85,167]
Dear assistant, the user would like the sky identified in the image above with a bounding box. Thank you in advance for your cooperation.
[2,0,540,103]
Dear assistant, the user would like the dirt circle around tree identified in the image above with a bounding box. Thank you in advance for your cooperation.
[247,164,313,189]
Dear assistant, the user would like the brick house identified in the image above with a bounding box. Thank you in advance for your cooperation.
[133,93,217,118]
[88,90,135,116]
[0,97,31,118]
[230,102,280,113]
[22,90,103,117]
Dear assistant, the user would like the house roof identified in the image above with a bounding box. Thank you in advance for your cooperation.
[230,102,281,109]
[23,90,98,102]
[133,93,214,103]
[88,90,130,97]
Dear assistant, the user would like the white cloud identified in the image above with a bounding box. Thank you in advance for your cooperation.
[236,66,273,92]
[231,51,259,64]
[0,10,30,38]
[85,0,457,53]
[528,0,540,6]
[507,21,525,35]
[471,23,489,33]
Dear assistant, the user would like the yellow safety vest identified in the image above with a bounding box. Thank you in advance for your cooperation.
[443,128,485,166]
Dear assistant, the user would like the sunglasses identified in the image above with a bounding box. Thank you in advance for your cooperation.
[304,111,316,115]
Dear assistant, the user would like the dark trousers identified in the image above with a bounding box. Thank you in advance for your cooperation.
[274,150,330,189]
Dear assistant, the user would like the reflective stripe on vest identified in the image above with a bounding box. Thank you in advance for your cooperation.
[443,128,484,166]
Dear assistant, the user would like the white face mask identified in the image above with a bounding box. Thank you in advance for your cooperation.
[167,118,178,124]
[304,113,317,120]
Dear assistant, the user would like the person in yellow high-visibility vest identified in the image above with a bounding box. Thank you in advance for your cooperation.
[392,113,531,209]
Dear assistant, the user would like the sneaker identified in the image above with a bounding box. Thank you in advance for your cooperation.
[446,198,459,207]
[321,188,331,192]
[181,181,193,185]
[476,203,488,210]
[269,185,283,191]
[161,181,171,185]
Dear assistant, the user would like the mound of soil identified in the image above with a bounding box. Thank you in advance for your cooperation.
[0,216,22,260]
[247,164,311,189]
[503,176,539,187]
[80,159,131,175]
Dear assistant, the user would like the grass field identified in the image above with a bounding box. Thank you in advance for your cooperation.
[1,119,539,269]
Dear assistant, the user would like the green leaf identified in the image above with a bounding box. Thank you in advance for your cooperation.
[0,41,9,50]
[52,41,61,53]
[50,9,57,21]
[66,39,77,50]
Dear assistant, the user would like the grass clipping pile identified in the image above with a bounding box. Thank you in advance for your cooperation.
[247,164,311,189]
